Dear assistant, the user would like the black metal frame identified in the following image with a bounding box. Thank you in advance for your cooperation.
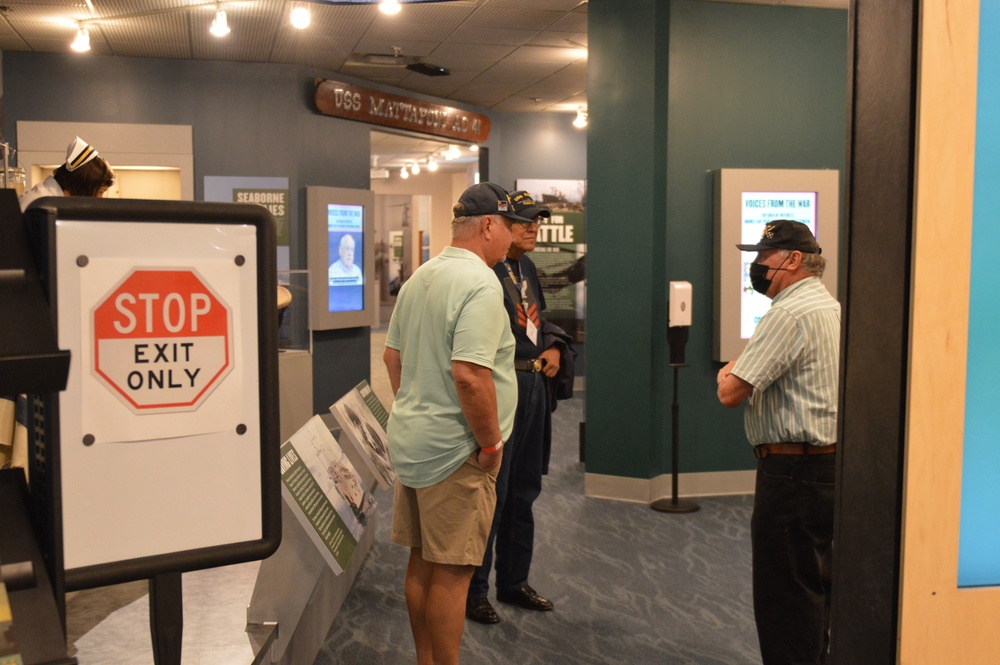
[23,197,282,592]
[829,2,918,662]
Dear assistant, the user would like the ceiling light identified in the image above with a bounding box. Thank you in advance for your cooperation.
[71,25,91,52]
[400,167,409,179]
[445,145,460,160]
[573,108,588,129]
[426,158,438,172]
[410,162,420,175]
[379,1,402,15]
[469,144,479,152]
[210,8,230,37]
[290,6,311,30]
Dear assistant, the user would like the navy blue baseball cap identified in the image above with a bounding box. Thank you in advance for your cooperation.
[509,190,551,221]
[454,182,536,223]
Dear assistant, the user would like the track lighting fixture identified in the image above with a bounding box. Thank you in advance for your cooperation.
[71,24,91,52]
[410,162,420,175]
[400,167,409,179]
[426,158,439,172]
[573,108,588,129]
[210,7,230,37]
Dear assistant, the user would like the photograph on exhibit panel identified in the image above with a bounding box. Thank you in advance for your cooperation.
[283,415,376,545]
[330,380,395,488]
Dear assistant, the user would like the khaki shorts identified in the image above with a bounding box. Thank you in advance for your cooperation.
[392,452,498,565]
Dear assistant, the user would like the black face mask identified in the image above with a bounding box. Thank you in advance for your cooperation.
[748,256,791,295]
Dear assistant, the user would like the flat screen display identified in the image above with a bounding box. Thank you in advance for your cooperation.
[739,191,818,339]
[326,203,364,313]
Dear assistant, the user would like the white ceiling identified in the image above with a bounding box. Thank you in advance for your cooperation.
[0,0,588,171]
[0,0,590,113]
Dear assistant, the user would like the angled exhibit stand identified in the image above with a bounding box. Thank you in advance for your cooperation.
[247,412,384,665]
[246,499,376,665]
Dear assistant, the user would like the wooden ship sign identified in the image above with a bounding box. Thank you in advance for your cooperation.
[315,79,491,142]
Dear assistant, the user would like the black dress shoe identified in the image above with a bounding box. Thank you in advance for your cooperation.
[496,583,554,611]
[466,596,501,624]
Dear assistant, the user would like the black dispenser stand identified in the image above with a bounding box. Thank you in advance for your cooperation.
[651,325,699,513]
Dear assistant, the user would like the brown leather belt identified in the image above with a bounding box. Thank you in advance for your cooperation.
[514,358,544,372]
[753,442,836,459]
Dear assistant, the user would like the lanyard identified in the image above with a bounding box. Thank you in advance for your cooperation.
[503,259,529,308]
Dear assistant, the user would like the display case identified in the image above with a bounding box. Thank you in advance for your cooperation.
[277,269,311,353]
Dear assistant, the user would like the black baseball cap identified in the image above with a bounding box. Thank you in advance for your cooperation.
[453,182,535,223]
[736,219,822,254]
[509,190,551,221]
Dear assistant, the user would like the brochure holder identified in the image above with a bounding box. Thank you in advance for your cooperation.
[0,188,73,664]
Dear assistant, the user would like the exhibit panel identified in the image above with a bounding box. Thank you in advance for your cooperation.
[899,1,1000,661]
[248,384,391,664]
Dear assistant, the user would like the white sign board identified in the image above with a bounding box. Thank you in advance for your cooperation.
[56,220,263,571]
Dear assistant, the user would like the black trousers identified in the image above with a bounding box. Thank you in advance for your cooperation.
[469,370,547,598]
[751,453,835,665]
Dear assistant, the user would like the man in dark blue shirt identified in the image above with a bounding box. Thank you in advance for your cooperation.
[466,191,565,624]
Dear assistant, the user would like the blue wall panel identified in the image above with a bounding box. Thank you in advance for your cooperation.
[958,0,1000,588]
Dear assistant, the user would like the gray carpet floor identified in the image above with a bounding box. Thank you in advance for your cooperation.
[313,392,761,665]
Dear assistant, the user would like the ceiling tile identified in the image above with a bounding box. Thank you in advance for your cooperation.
[0,0,587,121]
[484,0,587,9]
[447,26,539,46]
[464,7,563,30]
[546,12,587,32]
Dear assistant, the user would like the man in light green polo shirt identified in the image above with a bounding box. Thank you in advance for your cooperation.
[716,219,840,665]
[383,181,534,665]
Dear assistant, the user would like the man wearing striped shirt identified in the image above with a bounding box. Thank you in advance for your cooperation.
[716,219,840,665]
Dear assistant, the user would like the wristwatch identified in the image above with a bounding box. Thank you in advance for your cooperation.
[480,439,504,454]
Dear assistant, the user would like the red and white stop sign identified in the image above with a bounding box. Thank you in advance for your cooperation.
[91,268,233,413]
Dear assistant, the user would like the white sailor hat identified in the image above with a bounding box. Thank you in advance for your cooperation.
[65,136,99,171]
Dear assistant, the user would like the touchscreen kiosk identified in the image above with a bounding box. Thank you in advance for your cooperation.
[714,169,840,362]
[306,187,376,330]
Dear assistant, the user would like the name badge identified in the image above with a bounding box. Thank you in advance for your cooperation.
[526,318,539,346]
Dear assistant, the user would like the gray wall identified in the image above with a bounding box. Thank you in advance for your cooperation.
[491,111,588,190]
[587,0,848,478]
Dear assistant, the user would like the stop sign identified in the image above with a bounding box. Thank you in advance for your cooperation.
[92,268,233,413]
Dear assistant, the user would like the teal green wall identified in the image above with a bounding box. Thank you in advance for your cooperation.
[587,0,848,479]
